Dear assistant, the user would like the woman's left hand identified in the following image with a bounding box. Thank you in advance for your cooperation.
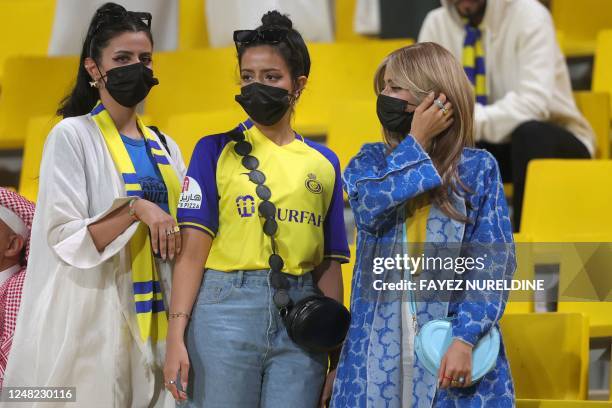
[319,368,336,407]
[438,339,473,389]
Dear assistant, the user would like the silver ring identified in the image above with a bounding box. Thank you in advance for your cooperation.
[166,379,176,385]
[458,376,465,383]
[434,98,445,110]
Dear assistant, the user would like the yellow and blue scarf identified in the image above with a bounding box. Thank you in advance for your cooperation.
[91,102,180,343]
[463,23,487,105]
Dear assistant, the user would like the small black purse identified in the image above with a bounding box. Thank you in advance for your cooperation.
[283,293,351,352]
[229,126,350,353]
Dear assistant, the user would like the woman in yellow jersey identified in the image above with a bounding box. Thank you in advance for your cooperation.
[164,11,350,408]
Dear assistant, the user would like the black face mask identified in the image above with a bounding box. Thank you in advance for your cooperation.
[102,63,159,108]
[376,94,414,134]
[235,83,291,126]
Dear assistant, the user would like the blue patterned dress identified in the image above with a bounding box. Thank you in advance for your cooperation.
[330,135,516,408]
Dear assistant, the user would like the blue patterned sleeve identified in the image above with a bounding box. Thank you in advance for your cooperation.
[342,135,442,234]
[450,152,516,346]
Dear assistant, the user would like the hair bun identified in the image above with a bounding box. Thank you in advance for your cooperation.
[261,10,293,30]
[95,2,126,17]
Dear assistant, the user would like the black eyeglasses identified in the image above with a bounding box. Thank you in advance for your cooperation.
[233,29,288,47]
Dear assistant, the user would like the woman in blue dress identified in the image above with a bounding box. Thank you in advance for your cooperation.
[330,42,516,407]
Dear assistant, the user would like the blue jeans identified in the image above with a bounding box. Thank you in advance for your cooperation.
[183,269,328,408]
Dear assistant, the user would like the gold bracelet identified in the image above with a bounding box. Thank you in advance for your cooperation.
[128,197,140,221]
[168,312,191,320]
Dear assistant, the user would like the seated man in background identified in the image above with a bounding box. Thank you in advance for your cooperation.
[418,0,595,231]
[0,188,35,388]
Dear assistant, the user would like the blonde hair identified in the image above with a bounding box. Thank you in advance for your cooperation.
[374,42,475,222]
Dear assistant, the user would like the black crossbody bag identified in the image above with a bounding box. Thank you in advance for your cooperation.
[229,126,350,353]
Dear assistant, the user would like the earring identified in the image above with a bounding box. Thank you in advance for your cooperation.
[290,91,301,106]
[89,80,98,88]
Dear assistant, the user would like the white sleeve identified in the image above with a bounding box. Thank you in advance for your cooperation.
[41,123,139,269]
[475,12,557,143]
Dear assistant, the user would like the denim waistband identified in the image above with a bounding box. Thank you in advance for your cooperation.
[203,268,314,288]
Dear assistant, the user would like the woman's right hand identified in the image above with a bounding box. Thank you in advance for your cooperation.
[163,337,190,401]
[132,199,182,260]
[409,91,454,150]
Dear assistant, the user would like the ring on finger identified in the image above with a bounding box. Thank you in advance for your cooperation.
[166,229,174,236]
[172,225,180,234]
[441,106,449,115]
[165,379,176,386]
[434,99,445,109]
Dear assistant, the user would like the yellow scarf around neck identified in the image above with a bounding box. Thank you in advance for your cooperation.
[91,101,180,343]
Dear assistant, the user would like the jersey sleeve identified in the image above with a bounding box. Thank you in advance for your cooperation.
[323,151,351,264]
[177,134,229,238]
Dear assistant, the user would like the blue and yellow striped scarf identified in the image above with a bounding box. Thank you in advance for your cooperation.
[91,102,180,343]
[463,23,487,105]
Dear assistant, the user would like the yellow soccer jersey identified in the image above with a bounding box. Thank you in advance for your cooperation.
[177,119,350,275]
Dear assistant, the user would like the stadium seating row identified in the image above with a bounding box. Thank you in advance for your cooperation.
[2,27,612,150]
[0,40,411,149]
[2,0,612,74]
[552,0,612,56]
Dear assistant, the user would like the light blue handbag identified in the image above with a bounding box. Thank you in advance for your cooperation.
[403,225,500,382]
[411,310,500,381]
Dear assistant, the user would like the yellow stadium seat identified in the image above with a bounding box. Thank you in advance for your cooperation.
[518,400,612,408]
[146,47,240,129]
[0,55,77,149]
[326,99,380,170]
[557,237,612,338]
[335,0,370,42]
[500,312,589,400]
[165,108,245,164]
[297,40,411,136]
[556,30,566,54]
[178,0,208,49]
[593,30,612,118]
[505,233,535,314]
[551,0,612,56]
[0,0,55,81]
[573,91,610,159]
[19,115,60,202]
[520,160,612,241]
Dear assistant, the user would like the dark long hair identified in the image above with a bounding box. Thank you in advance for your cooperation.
[57,2,153,118]
[236,11,311,83]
